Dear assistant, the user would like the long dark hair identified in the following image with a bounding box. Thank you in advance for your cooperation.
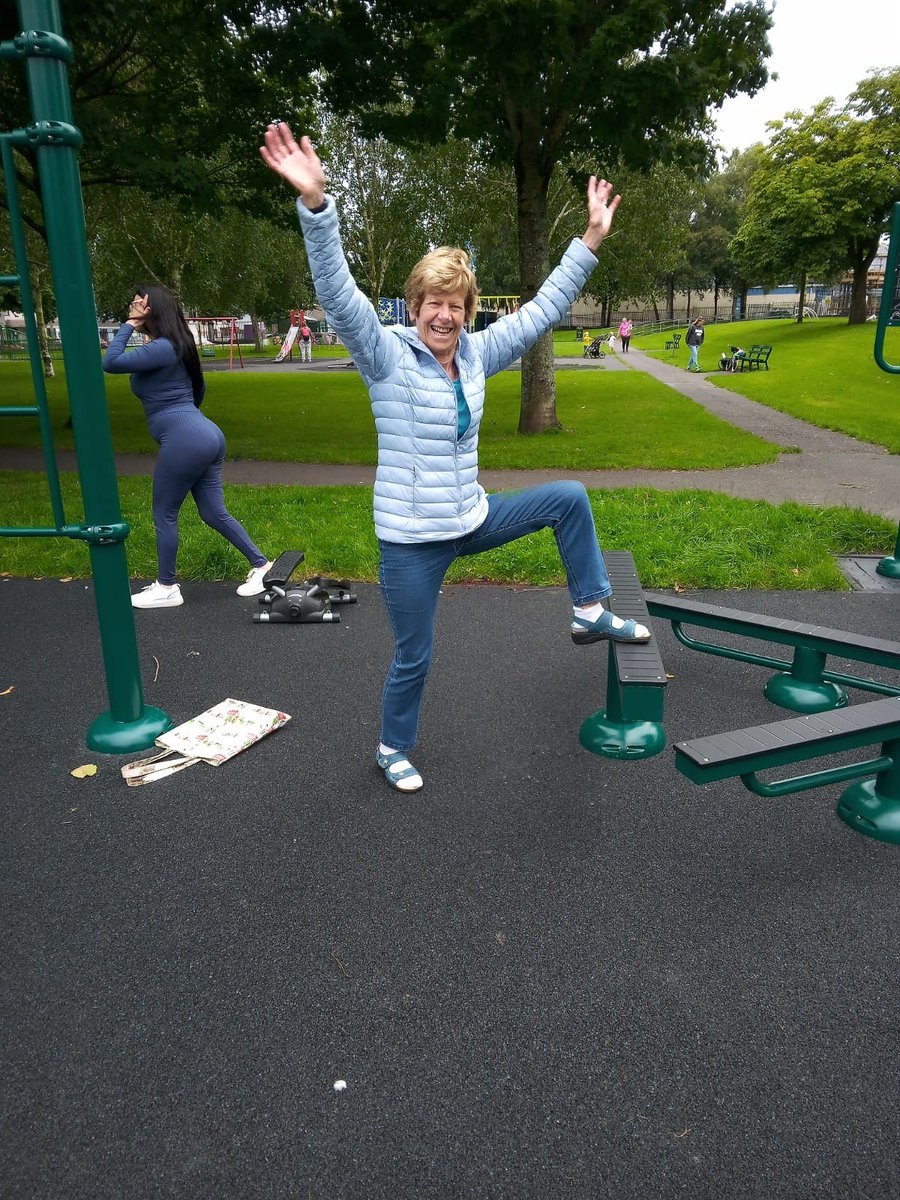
[136,283,204,404]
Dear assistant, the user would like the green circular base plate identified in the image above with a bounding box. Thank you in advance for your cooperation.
[876,556,900,580]
[86,705,173,754]
[579,712,665,760]
[836,779,900,845]
[764,672,848,714]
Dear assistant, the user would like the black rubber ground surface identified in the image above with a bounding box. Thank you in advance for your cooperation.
[2,579,899,1199]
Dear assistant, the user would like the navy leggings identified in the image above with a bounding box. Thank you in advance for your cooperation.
[147,406,266,584]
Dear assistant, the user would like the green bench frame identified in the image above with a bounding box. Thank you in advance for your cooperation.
[674,697,900,844]
[736,344,772,371]
[579,552,667,760]
[644,593,900,713]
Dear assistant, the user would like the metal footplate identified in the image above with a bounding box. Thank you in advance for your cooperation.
[579,551,667,760]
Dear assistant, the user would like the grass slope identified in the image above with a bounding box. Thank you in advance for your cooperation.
[637,318,900,453]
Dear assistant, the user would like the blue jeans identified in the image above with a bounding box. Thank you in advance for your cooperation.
[688,344,699,371]
[377,481,613,751]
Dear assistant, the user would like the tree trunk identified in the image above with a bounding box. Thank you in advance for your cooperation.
[796,268,807,324]
[847,241,877,325]
[666,276,675,320]
[33,284,54,378]
[515,144,558,434]
[713,281,719,319]
[652,297,661,321]
[250,309,264,352]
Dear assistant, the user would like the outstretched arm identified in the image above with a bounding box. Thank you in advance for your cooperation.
[581,176,620,253]
[259,121,327,210]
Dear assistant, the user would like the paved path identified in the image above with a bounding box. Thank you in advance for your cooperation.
[2,345,897,519]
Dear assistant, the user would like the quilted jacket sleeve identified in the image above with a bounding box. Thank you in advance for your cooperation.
[295,197,399,383]
[472,237,598,377]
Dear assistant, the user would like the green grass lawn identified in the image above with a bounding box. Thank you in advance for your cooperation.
[0,471,892,590]
[0,359,779,470]
[637,318,900,453]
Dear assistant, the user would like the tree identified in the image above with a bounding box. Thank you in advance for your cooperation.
[276,0,772,432]
[730,70,900,325]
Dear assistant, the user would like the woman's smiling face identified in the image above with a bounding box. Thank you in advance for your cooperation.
[411,289,467,361]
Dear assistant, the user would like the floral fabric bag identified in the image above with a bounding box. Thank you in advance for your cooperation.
[121,698,291,786]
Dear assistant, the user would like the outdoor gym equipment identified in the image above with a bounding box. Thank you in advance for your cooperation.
[0,1,171,752]
[252,550,357,624]
[579,556,900,844]
[874,200,900,579]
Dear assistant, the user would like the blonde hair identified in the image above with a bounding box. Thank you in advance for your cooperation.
[404,247,479,323]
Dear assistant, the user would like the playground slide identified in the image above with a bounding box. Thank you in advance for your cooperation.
[274,324,300,362]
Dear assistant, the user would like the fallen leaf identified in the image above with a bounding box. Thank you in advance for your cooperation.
[70,763,98,779]
[59,577,73,583]
[0,686,14,696]
[673,581,686,594]
[791,567,800,576]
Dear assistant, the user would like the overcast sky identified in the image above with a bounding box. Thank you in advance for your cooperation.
[712,0,900,154]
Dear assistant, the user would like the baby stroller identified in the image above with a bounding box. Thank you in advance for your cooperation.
[719,345,746,373]
[583,333,611,359]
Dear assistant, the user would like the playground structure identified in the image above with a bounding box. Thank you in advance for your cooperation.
[273,308,306,362]
[0,0,171,751]
[185,316,244,369]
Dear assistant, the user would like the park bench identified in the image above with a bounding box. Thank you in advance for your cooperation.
[736,344,772,371]
[579,551,668,760]
[644,593,900,713]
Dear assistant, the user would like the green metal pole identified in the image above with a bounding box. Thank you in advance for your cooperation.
[875,203,900,579]
[16,0,170,751]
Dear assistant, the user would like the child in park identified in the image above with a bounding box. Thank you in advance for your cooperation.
[260,120,649,793]
[103,285,273,608]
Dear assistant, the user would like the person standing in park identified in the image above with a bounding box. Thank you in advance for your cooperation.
[299,322,313,362]
[103,286,273,608]
[685,316,704,372]
[260,120,649,793]
[617,316,633,353]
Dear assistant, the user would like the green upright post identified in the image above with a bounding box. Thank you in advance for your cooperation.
[875,203,900,579]
[14,0,170,751]
[838,203,900,838]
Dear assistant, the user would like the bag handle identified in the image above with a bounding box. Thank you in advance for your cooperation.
[121,748,200,787]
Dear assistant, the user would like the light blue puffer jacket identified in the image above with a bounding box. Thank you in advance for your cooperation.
[296,196,598,543]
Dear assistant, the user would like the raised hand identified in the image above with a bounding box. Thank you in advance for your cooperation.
[127,293,150,328]
[260,122,327,209]
[582,176,621,253]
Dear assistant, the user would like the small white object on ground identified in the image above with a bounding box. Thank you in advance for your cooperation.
[333,1079,347,1091]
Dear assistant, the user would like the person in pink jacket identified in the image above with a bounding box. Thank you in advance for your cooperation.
[617,317,633,353]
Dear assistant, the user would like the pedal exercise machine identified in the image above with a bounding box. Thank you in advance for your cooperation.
[252,551,357,624]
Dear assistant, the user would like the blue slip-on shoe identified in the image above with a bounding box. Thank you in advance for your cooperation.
[375,748,423,792]
[571,610,651,645]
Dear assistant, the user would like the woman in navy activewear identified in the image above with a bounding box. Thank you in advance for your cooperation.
[103,285,272,608]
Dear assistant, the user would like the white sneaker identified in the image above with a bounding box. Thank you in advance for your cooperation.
[236,561,274,597]
[131,581,183,609]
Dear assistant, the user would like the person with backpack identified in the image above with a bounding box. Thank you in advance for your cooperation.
[685,317,704,372]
